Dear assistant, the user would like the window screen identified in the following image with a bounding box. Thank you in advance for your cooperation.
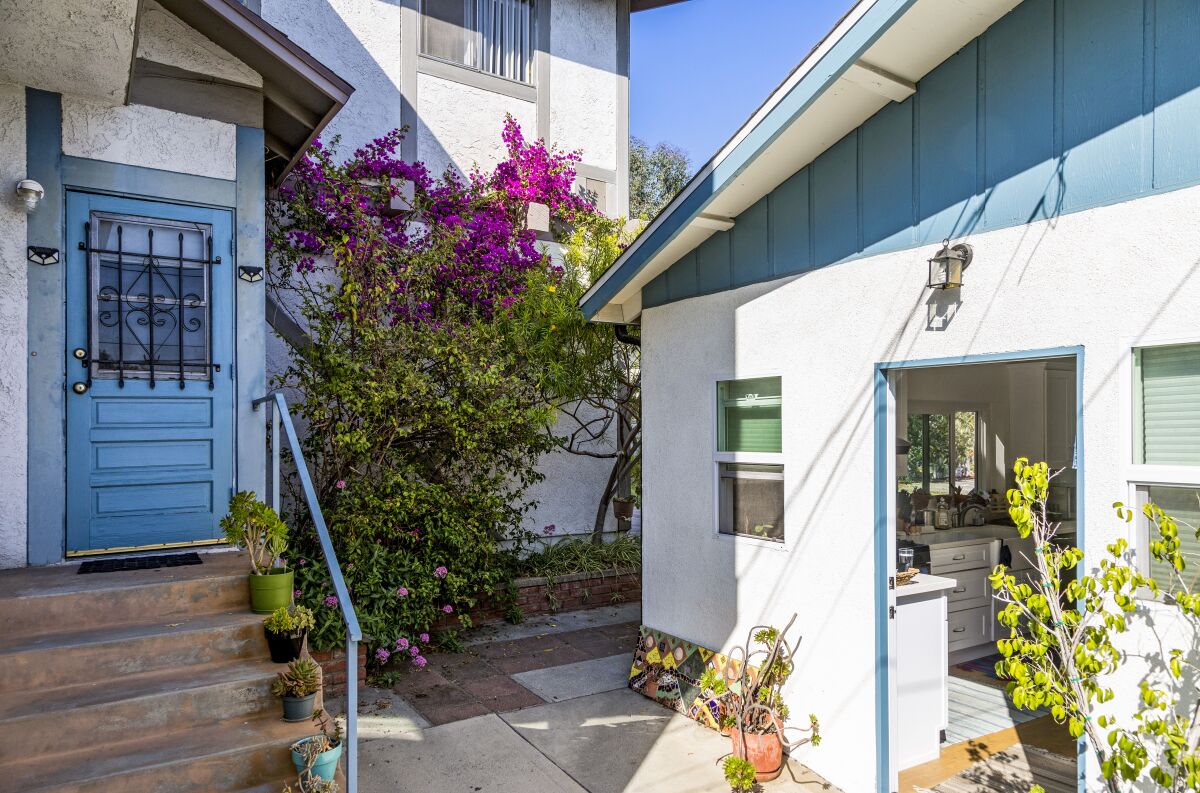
[1135,343,1200,466]
[717,377,782,453]
[1147,485,1200,591]
[718,463,784,541]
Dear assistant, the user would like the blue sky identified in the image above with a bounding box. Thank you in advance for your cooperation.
[630,0,854,170]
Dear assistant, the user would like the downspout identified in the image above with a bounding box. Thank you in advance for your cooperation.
[614,323,640,347]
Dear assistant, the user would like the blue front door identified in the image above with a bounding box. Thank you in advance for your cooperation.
[66,192,235,555]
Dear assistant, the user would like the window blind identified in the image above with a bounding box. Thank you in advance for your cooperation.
[421,0,535,84]
[1136,343,1200,466]
[718,377,782,453]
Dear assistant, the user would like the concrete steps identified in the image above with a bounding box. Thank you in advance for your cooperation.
[0,552,327,792]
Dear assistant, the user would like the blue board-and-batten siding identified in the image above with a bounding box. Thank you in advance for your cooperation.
[642,0,1200,310]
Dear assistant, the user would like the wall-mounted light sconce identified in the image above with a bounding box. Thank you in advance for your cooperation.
[238,265,264,283]
[27,246,59,265]
[927,238,973,290]
[15,179,44,213]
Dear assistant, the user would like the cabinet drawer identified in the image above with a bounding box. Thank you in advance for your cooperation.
[947,604,993,651]
[947,571,992,613]
[931,543,994,574]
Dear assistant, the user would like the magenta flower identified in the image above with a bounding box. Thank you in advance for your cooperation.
[542,524,556,536]
[293,589,302,598]
[396,637,410,650]
[434,566,448,579]
[324,595,338,608]
[396,586,409,597]
[442,604,454,614]
[335,479,346,490]
[375,648,391,663]
[419,633,430,644]
[408,645,420,657]
[411,655,427,669]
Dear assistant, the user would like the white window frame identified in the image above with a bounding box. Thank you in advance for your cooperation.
[711,371,788,550]
[1121,334,1200,586]
[905,399,989,496]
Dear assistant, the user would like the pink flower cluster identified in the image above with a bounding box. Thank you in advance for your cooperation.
[394,636,427,669]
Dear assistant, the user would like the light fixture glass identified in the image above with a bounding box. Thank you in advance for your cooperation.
[15,179,44,213]
[238,265,264,283]
[927,239,973,290]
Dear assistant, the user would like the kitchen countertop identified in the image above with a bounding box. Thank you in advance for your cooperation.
[895,573,958,598]
[900,521,1077,548]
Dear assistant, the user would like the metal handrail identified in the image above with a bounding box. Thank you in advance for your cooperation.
[253,391,360,793]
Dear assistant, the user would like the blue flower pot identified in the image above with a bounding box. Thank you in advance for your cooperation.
[291,736,342,781]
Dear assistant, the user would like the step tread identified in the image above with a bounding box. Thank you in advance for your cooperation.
[0,609,265,654]
[0,551,249,601]
[2,712,320,791]
[0,656,282,722]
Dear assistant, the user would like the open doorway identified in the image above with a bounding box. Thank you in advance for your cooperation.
[881,353,1081,793]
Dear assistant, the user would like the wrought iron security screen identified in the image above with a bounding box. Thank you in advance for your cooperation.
[80,213,220,389]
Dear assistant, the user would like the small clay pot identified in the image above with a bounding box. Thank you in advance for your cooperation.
[731,728,784,782]
[612,500,634,520]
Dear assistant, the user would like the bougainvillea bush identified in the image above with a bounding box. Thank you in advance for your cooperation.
[270,117,598,667]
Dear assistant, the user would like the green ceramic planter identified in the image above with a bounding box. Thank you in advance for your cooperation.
[249,568,294,614]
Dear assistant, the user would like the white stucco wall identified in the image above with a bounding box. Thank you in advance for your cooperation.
[639,184,1200,793]
[0,83,27,568]
[550,0,618,173]
[416,73,536,178]
[61,97,237,180]
[138,0,262,87]
[261,0,403,154]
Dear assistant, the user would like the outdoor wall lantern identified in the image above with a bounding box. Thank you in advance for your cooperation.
[15,179,44,213]
[238,265,264,283]
[927,238,973,290]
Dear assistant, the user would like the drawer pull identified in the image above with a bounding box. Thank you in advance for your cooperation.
[953,587,966,593]
[952,554,966,561]
[952,627,967,633]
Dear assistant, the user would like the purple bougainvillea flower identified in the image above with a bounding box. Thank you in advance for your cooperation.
[324,595,338,608]
[411,655,427,669]
[335,480,346,490]
[375,648,390,663]
[396,586,409,597]
[396,637,409,650]
[434,566,448,579]
[542,524,556,536]
[442,604,454,614]
[419,633,430,644]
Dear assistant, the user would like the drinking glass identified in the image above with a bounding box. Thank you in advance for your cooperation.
[898,547,914,571]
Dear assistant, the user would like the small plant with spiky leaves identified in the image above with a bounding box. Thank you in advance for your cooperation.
[291,708,344,777]
[272,657,321,699]
[222,491,289,575]
[722,756,757,792]
[265,605,316,637]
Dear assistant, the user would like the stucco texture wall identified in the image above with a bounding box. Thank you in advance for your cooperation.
[61,97,236,180]
[261,0,403,154]
[138,0,261,87]
[0,83,27,568]
[639,184,1200,793]
[416,73,536,178]
[550,0,618,172]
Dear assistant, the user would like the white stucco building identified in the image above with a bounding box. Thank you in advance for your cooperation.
[257,0,678,539]
[583,0,1200,791]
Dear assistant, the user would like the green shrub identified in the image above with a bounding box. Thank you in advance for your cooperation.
[221,491,288,575]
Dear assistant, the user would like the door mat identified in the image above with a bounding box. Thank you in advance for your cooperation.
[77,552,203,574]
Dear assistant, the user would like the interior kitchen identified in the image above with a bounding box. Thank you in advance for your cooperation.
[890,356,1080,793]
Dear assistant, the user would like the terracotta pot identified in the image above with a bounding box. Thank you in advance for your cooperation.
[730,729,784,782]
[612,500,634,520]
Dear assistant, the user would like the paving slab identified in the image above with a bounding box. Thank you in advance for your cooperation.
[359,712,586,793]
[357,687,430,741]
[511,653,630,703]
[462,603,641,646]
[500,687,839,793]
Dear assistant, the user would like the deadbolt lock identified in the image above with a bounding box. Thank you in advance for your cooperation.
[71,382,88,394]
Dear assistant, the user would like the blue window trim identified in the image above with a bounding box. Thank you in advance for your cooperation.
[872,345,1085,793]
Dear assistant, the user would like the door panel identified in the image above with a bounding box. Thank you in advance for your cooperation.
[66,192,235,554]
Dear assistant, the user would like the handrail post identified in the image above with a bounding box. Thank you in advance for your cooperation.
[346,636,358,793]
[270,404,281,516]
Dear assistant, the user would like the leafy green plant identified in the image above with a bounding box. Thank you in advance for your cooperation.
[265,605,315,637]
[222,491,288,575]
[272,657,321,699]
[992,458,1200,792]
[517,535,641,579]
[722,756,757,792]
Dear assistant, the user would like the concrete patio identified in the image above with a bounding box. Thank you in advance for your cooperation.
[354,606,841,793]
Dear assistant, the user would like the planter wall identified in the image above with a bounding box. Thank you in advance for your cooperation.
[311,644,368,698]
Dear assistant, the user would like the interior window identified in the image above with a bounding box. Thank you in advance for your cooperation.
[421,0,536,84]
[904,411,978,496]
[716,377,784,541]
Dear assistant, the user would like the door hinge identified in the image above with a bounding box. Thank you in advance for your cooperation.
[889,605,896,619]
[888,576,895,591]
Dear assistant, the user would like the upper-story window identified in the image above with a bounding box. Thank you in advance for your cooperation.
[421,0,537,84]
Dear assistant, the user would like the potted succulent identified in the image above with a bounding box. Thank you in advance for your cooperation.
[722,756,757,792]
[283,779,338,793]
[612,495,636,520]
[703,614,820,782]
[291,708,344,782]
[221,491,291,613]
[272,656,321,722]
[264,605,315,664]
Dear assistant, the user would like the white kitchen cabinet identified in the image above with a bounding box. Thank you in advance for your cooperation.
[895,574,956,769]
